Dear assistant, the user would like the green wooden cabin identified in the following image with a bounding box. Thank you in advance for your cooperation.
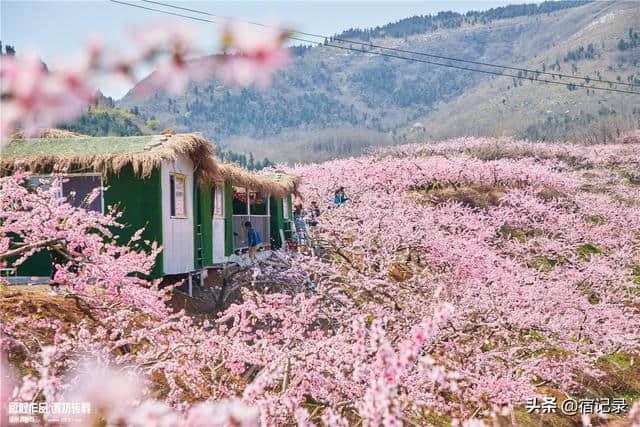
[1,133,299,283]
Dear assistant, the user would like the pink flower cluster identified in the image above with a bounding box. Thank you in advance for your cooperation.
[0,20,290,145]
[0,51,95,142]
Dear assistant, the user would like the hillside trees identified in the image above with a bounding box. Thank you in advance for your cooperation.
[114,2,636,150]
[564,43,597,62]
[218,149,274,171]
[0,41,16,56]
[336,1,587,41]
[618,28,640,51]
[60,107,144,136]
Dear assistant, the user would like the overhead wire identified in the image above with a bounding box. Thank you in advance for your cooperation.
[109,0,640,95]
[139,0,640,89]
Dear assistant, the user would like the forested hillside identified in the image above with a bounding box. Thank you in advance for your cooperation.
[60,107,144,137]
[117,1,640,162]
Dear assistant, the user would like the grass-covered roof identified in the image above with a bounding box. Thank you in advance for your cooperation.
[1,133,218,180]
[1,130,300,196]
[10,129,89,139]
[3,135,163,157]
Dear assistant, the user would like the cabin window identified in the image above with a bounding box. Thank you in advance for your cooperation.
[212,184,224,218]
[232,186,248,215]
[282,197,289,219]
[63,175,103,212]
[27,176,61,198]
[249,191,268,215]
[27,174,103,213]
[170,174,187,217]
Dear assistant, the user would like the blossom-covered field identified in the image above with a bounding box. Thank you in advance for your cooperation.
[285,136,640,424]
[1,136,639,426]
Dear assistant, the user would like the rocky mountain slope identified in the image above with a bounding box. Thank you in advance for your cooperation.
[117,1,640,163]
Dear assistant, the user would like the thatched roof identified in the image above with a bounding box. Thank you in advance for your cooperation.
[10,129,89,139]
[1,133,218,181]
[1,131,299,196]
[215,162,301,198]
[263,171,302,198]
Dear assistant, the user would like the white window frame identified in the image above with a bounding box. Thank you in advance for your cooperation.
[283,196,289,219]
[213,184,225,218]
[169,173,187,219]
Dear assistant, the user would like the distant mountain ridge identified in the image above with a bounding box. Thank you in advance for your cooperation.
[117,1,640,163]
[332,0,589,40]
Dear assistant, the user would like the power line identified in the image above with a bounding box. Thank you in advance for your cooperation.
[139,0,640,89]
[110,0,211,23]
[140,0,275,30]
[110,0,640,95]
[326,38,639,89]
[312,40,639,95]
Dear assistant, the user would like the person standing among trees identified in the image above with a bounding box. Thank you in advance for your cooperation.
[308,201,321,227]
[293,204,309,244]
[334,187,349,206]
[244,221,262,262]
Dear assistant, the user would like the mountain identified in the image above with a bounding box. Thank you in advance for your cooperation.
[117,1,640,163]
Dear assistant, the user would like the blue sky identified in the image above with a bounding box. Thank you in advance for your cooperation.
[2,0,520,99]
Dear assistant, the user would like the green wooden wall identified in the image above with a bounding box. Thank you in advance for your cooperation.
[11,170,296,278]
[14,166,164,279]
[287,194,293,218]
[224,180,233,256]
[269,196,284,249]
[14,247,51,277]
[194,181,213,268]
[104,165,164,278]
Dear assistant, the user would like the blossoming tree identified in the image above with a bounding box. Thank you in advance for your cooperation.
[1,16,640,427]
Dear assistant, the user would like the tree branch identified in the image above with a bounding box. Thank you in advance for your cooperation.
[0,238,60,261]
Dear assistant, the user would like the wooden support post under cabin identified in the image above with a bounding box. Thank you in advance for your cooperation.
[188,273,193,298]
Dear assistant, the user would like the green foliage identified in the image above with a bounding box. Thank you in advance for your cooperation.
[577,243,604,261]
[627,264,640,285]
[583,215,606,225]
[146,119,161,131]
[598,352,634,370]
[529,255,561,271]
[60,107,143,137]
[614,167,640,186]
